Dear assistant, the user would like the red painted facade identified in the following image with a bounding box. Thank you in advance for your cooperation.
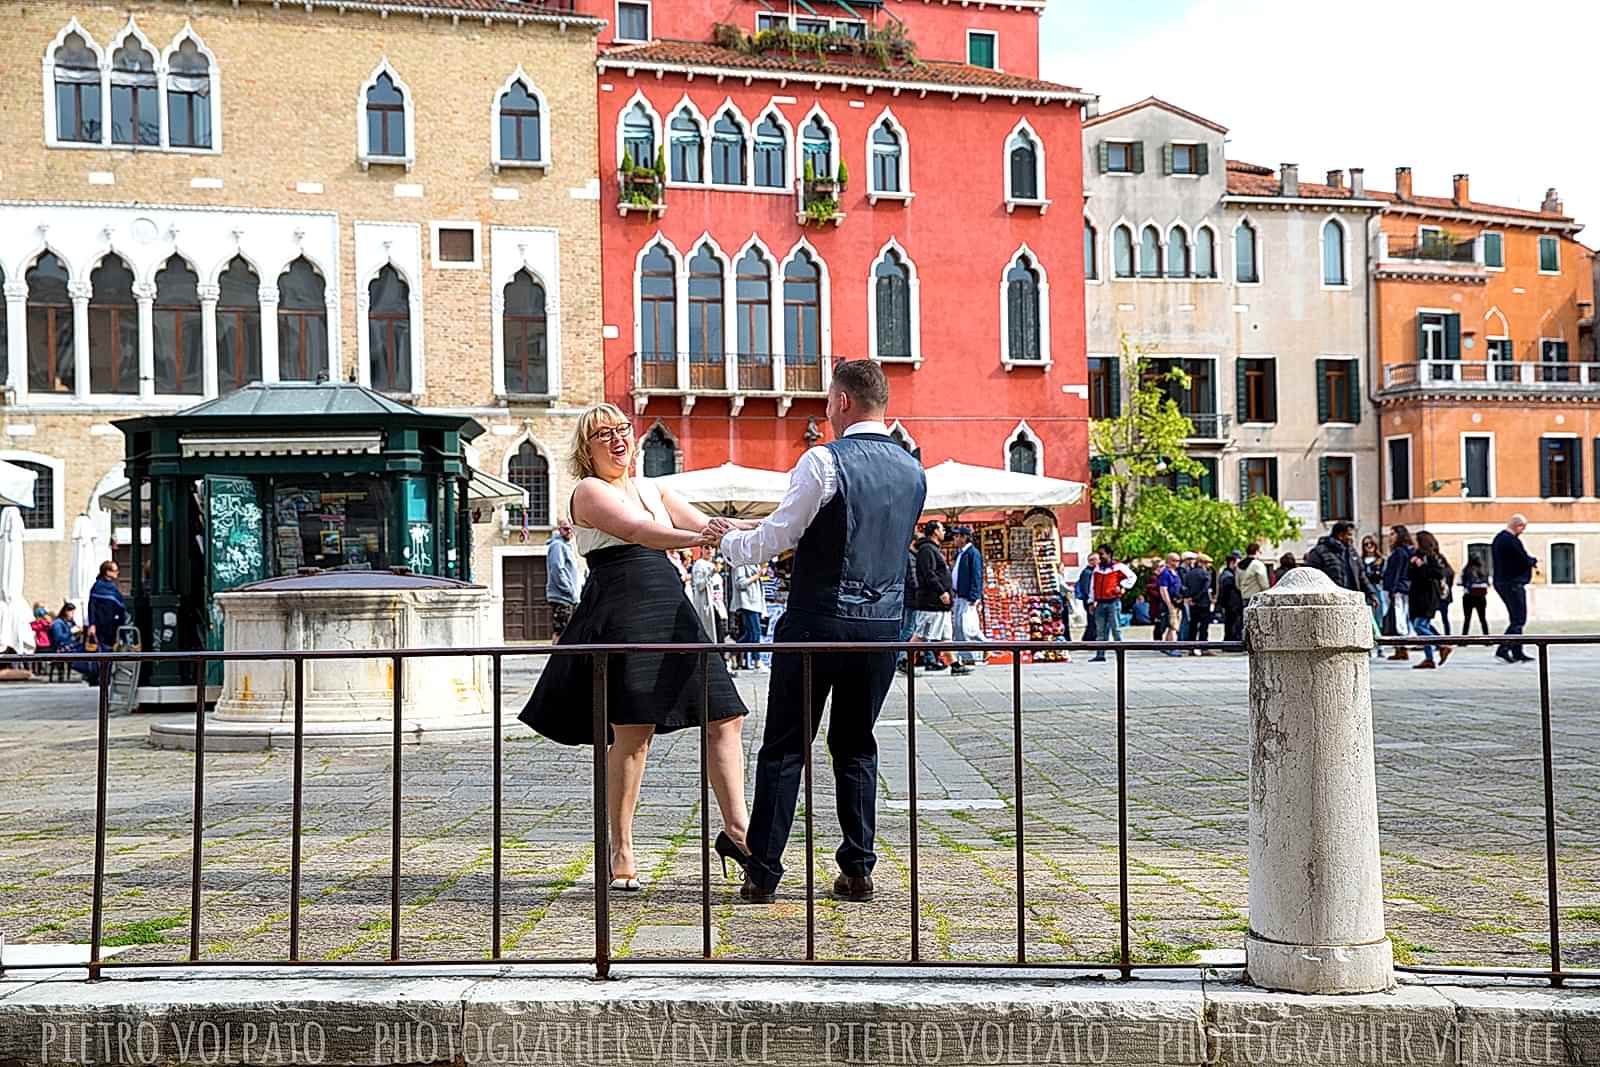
[591,0,1088,511]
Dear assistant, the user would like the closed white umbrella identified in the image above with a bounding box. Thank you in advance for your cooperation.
[69,513,105,604]
[921,460,1086,514]
[0,507,33,654]
[0,460,36,509]
[654,462,793,519]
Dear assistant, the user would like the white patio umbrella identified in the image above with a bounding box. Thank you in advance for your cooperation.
[0,459,36,509]
[0,507,34,654]
[921,460,1086,514]
[69,513,107,604]
[654,462,793,518]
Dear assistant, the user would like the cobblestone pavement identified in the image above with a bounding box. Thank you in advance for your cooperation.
[3,642,1599,975]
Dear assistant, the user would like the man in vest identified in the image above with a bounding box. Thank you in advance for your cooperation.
[717,361,927,904]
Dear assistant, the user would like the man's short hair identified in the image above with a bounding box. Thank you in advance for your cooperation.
[1245,543,1260,557]
[1330,521,1355,539]
[921,519,943,537]
[831,359,890,412]
[98,560,117,578]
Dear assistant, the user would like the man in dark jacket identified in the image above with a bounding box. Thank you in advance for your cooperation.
[1216,552,1244,644]
[83,561,128,685]
[1178,552,1214,654]
[949,527,985,676]
[909,520,952,671]
[1075,551,1099,643]
[896,545,919,671]
[1306,522,1374,602]
[1492,514,1537,663]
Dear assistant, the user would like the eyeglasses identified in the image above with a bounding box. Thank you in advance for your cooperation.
[588,424,633,443]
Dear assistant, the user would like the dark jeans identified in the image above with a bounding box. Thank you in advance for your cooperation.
[1223,607,1244,644]
[1080,604,1097,644]
[1181,604,1211,644]
[1437,602,1452,635]
[1412,616,1440,662]
[1494,582,1529,659]
[1462,594,1490,635]
[737,609,763,667]
[745,611,899,891]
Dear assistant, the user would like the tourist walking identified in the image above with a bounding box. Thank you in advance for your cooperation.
[1237,543,1270,605]
[1492,514,1537,663]
[689,546,720,647]
[82,561,127,683]
[1216,552,1244,644]
[1382,526,1416,660]
[909,520,953,672]
[1275,552,1298,579]
[1154,554,1183,655]
[1407,531,1450,669]
[1075,551,1099,644]
[519,404,748,894]
[732,558,767,670]
[1088,548,1135,662]
[1179,551,1213,654]
[949,526,985,676]
[1361,535,1386,635]
[712,360,927,904]
[545,519,580,638]
[1459,557,1491,635]
[1437,555,1456,635]
[1306,522,1372,598]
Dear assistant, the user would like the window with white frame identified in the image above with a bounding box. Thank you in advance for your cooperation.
[1164,141,1208,176]
[493,72,547,170]
[1005,122,1045,204]
[1097,139,1142,174]
[164,33,216,150]
[88,254,139,396]
[109,28,159,147]
[620,99,657,171]
[1235,220,1260,283]
[49,26,103,144]
[153,254,203,397]
[869,115,907,196]
[783,249,825,389]
[278,257,330,383]
[1005,423,1041,474]
[669,105,704,183]
[507,441,551,527]
[1138,225,1162,278]
[753,112,787,189]
[367,265,413,394]
[967,30,998,69]
[431,223,481,269]
[1322,218,1347,286]
[359,62,413,167]
[616,1,651,43]
[0,454,63,538]
[1000,248,1049,367]
[1462,434,1493,500]
[25,252,75,395]
[1482,231,1504,269]
[217,255,262,394]
[46,21,221,154]
[501,270,548,396]
[711,108,748,186]
[1194,225,1217,278]
[801,113,835,184]
[1166,225,1190,279]
[1550,543,1577,585]
[638,242,678,386]
[641,424,678,476]
[870,243,918,363]
[1112,224,1134,278]
[1386,436,1411,500]
[1539,235,1560,273]
[1084,219,1098,280]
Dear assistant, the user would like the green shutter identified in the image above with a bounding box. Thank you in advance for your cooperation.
[1576,441,1586,498]
[1268,458,1279,501]
[1264,362,1277,422]
[1198,458,1216,498]
[1236,358,1250,421]
[1162,144,1174,175]
[1238,459,1250,503]
[1131,141,1145,174]
[1196,143,1210,176]
[1540,440,1553,498]
[1108,356,1122,417]
[1415,315,1427,359]
[1315,359,1330,424]
[1347,360,1362,425]
[1097,141,1110,174]
[1318,457,1331,523]
[1446,314,1462,359]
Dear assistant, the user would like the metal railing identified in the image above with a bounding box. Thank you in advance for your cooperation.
[1384,359,1600,390]
[1184,411,1231,439]
[1385,238,1478,263]
[631,352,827,395]
[2,631,1595,987]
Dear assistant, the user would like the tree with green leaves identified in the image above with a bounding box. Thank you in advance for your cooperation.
[1109,486,1301,565]
[1088,334,1205,531]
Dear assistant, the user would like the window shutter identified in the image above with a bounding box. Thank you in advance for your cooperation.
[1445,314,1462,359]
[1540,439,1553,498]
[1268,458,1279,500]
[1576,441,1586,499]
[1318,457,1331,523]
[1238,459,1250,503]
[1236,358,1249,421]
[1108,356,1122,417]
[1315,359,1330,424]
[1265,362,1277,422]
[1347,360,1362,425]
[1097,141,1110,174]
[1162,144,1174,176]
[1196,143,1210,176]
[1415,315,1427,359]
[1131,141,1145,174]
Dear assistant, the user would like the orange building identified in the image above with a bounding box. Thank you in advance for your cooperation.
[1373,169,1598,619]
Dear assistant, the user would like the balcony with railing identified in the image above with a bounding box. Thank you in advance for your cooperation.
[1383,359,1600,393]
[1184,412,1231,440]
[1375,232,1487,281]
[632,351,829,415]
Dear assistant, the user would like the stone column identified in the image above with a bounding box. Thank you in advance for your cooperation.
[69,281,92,400]
[134,281,156,401]
[2,281,27,397]
[198,283,220,398]
[259,285,280,382]
[1244,566,1393,994]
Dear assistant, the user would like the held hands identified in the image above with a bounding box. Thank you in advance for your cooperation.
[700,517,737,545]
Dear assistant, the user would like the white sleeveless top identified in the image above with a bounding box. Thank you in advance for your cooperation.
[572,476,670,556]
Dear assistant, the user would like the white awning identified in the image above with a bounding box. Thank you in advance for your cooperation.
[654,463,792,518]
[466,467,527,509]
[922,460,1085,514]
[180,433,384,458]
[0,460,37,509]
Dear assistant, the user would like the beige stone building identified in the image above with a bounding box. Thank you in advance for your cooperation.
[1,0,604,640]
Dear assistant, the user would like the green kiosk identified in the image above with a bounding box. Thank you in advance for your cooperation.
[113,382,521,706]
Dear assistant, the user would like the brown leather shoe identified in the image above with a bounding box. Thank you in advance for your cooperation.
[738,877,775,904]
[832,874,875,902]
[1388,650,1409,661]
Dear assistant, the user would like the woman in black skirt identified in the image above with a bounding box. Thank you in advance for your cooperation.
[520,403,750,891]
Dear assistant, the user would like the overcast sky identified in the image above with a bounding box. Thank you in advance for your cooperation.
[1040,0,1596,240]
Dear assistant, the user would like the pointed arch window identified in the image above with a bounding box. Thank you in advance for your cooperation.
[874,251,912,361]
[110,36,158,146]
[507,442,550,527]
[783,252,822,391]
[890,424,915,453]
[754,114,787,188]
[1167,227,1191,279]
[641,426,677,477]
[503,270,548,395]
[498,80,542,164]
[1194,226,1217,279]
[1112,225,1135,278]
[216,256,261,394]
[1084,220,1099,280]
[53,32,103,144]
[153,255,203,396]
[735,249,773,391]
[26,254,74,394]
[622,102,655,169]
[367,265,412,393]
[1009,129,1040,201]
[802,115,833,180]
[1139,226,1163,279]
[366,72,407,159]
[711,110,747,185]
[688,246,725,389]
[1008,436,1039,475]
[165,37,212,149]
[1235,221,1260,283]
[277,258,329,383]
[670,108,704,183]
[89,255,138,395]
[871,120,902,193]
[639,244,677,388]
[1005,256,1042,363]
[1322,218,1347,285]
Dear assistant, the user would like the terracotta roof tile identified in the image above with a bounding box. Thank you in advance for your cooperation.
[598,39,1089,98]
[1226,159,1573,223]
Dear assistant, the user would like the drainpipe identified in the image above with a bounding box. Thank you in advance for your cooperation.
[1367,211,1383,540]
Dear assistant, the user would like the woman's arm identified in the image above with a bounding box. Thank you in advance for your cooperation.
[656,484,715,536]
[572,480,708,550]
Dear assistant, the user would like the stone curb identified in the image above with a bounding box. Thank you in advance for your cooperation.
[3,968,1600,1066]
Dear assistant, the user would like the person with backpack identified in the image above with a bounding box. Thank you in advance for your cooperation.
[1088,549,1135,663]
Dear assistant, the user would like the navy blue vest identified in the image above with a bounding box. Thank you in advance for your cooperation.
[787,433,927,623]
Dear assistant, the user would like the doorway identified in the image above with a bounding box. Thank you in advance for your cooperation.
[502,555,552,641]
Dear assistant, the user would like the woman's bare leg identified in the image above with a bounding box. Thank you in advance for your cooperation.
[707,716,749,851]
[607,724,655,878]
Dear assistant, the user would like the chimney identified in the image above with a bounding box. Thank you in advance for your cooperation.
[1395,166,1413,201]
[1326,169,1344,190]
[1280,163,1299,197]
[1543,187,1564,215]
[1350,167,1365,197]
[1452,174,1470,206]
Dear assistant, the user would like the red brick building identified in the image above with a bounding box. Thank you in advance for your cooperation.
[592,0,1091,530]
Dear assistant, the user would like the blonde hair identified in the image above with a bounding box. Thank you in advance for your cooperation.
[569,402,632,480]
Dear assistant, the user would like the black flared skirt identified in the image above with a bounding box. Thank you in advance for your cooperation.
[519,543,748,746]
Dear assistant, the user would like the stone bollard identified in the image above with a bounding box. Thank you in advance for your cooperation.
[1243,566,1393,994]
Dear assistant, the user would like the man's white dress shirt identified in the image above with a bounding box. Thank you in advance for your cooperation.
[720,421,891,566]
